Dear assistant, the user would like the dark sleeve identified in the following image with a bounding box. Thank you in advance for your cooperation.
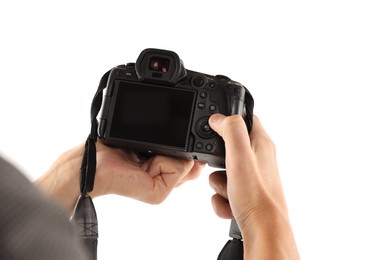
[0,156,88,260]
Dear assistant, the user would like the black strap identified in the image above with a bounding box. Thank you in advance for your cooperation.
[71,69,111,260]
[218,239,244,260]
[79,70,111,194]
[70,194,98,260]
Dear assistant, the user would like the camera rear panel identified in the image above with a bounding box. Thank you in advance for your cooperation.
[99,57,245,169]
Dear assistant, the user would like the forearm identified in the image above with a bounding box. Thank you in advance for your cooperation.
[35,144,84,214]
[242,211,300,260]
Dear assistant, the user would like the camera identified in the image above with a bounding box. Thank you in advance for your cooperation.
[98,48,247,168]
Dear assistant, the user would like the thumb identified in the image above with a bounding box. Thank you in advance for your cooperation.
[209,114,253,173]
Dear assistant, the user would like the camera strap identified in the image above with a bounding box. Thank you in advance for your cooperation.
[71,68,255,260]
[70,69,111,260]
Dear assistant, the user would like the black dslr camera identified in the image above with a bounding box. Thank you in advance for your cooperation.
[98,48,248,168]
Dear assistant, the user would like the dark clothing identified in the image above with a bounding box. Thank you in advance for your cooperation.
[0,156,87,260]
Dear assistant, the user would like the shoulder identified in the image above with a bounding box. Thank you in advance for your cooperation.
[0,156,88,260]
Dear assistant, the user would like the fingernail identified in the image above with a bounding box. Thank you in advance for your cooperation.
[210,114,225,124]
[195,161,206,167]
[141,161,149,172]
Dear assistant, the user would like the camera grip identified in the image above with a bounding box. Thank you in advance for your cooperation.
[230,83,245,116]
[231,97,244,115]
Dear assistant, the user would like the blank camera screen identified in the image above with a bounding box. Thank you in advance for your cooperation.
[110,81,196,149]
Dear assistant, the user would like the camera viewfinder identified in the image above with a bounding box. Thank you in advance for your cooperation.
[149,57,170,73]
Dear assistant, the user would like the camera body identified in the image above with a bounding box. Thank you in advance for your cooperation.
[98,48,246,168]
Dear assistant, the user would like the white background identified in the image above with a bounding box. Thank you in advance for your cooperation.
[1,1,389,259]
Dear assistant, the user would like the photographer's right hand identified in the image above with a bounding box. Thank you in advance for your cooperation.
[208,114,300,260]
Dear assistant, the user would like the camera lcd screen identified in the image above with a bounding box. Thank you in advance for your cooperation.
[109,81,196,150]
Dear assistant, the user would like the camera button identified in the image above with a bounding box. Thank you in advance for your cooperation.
[200,92,207,98]
[209,82,216,88]
[209,105,217,112]
[192,76,205,87]
[205,143,214,151]
[196,117,216,139]
[195,142,203,150]
[202,123,211,132]
[198,103,206,109]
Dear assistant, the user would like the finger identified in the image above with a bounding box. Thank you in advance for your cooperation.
[176,161,205,187]
[249,116,279,186]
[209,171,228,199]
[247,116,286,209]
[147,156,192,178]
[146,156,194,203]
[211,194,233,219]
[209,114,252,158]
[249,115,276,158]
[209,114,257,181]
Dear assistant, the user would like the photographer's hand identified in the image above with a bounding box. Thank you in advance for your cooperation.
[35,139,204,214]
[208,114,300,260]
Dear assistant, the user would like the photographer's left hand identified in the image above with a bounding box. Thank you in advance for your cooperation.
[35,139,204,214]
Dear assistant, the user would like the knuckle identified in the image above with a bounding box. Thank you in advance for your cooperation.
[224,115,245,127]
[221,115,246,137]
[258,137,276,157]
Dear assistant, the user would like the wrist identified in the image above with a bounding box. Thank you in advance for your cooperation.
[240,206,300,260]
[35,144,84,214]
